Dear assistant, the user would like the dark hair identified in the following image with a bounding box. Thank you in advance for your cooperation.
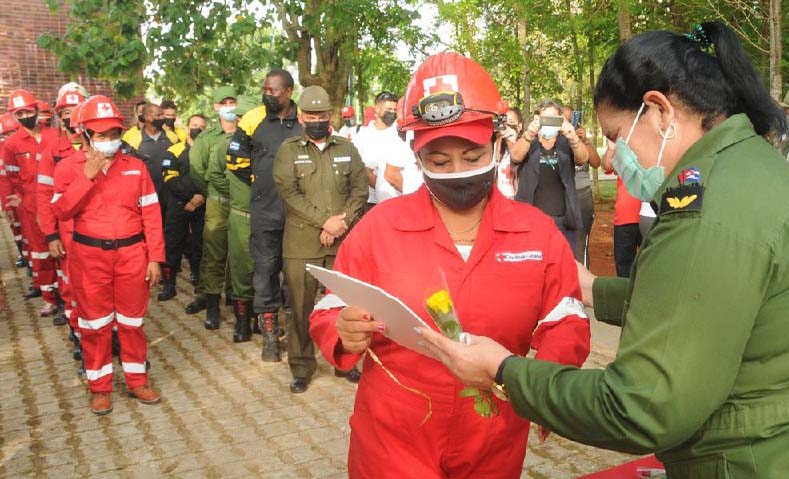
[266,69,294,90]
[188,114,206,123]
[508,106,523,124]
[375,91,398,104]
[534,99,563,115]
[595,21,786,137]
[135,100,148,109]
[160,99,177,111]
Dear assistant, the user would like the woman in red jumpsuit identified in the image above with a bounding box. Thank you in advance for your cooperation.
[52,96,164,415]
[309,52,591,478]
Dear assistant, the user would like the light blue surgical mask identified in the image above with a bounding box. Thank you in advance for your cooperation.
[218,106,237,122]
[612,103,674,201]
[539,125,560,140]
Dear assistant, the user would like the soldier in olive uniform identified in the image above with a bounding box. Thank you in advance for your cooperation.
[419,22,789,478]
[188,86,237,324]
[273,86,368,393]
[224,96,262,342]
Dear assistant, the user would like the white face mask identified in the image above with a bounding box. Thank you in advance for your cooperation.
[539,125,560,140]
[92,139,122,157]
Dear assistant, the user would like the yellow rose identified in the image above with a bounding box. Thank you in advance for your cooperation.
[426,289,454,315]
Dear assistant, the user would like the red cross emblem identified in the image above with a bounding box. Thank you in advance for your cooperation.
[97,103,114,118]
[423,75,459,95]
[66,94,79,105]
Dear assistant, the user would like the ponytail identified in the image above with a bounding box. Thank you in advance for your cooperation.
[595,21,786,137]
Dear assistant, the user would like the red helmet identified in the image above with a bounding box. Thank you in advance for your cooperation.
[55,90,86,112]
[36,100,53,115]
[68,101,87,133]
[7,90,37,113]
[80,95,124,133]
[0,113,19,135]
[341,106,355,119]
[399,51,508,151]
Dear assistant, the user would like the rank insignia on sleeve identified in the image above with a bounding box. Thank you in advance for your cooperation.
[660,183,704,214]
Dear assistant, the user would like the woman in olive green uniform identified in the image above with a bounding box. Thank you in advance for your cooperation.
[418,21,789,478]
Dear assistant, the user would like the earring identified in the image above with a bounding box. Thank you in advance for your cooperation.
[659,122,677,140]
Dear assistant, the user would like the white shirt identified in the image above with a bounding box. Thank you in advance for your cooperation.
[353,122,409,204]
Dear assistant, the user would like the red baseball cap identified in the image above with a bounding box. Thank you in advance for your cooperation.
[412,117,493,153]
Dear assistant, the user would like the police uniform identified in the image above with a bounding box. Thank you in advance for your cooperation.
[273,132,368,381]
[502,114,789,478]
[159,141,205,299]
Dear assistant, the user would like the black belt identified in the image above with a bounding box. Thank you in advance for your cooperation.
[73,232,144,250]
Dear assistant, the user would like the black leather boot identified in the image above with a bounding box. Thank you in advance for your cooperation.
[72,331,82,361]
[157,267,176,301]
[203,294,220,330]
[260,313,280,362]
[185,294,207,314]
[232,300,251,343]
[24,285,41,299]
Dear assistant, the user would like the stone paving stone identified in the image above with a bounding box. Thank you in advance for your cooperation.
[0,223,642,479]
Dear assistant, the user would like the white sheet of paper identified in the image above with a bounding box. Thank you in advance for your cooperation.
[306,264,436,357]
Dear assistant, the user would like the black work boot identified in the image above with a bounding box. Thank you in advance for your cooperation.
[52,305,68,326]
[157,267,177,301]
[185,294,207,314]
[260,313,281,362]
[15,255,27,268]
[24,285,41,299]
[71,328,82,361]
[203,294,220,330]
[232,300,251,343]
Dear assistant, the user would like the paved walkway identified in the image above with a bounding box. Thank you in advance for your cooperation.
[0,224,636,478]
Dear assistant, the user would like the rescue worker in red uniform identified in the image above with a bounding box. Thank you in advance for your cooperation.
[52,95,164,415]
[38,89,86,328]
[1,90,60,316]
[309,52,591,478]
[0,113,26,269]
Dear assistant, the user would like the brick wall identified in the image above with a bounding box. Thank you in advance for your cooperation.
[0,1,141,124]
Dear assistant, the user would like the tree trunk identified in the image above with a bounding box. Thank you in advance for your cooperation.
[617,0,632,43]
[565,0,584,109]
[588,39,600,198]
[517,17,531,114]
[769,0,783,100]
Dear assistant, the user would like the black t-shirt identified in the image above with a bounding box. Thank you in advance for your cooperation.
[532,146,566,216]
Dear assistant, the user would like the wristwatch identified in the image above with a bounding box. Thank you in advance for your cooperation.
[491,354,518,401]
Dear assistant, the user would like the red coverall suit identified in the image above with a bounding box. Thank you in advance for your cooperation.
[0,126,61,305]
[0,142,24,253]
[52,151,164,393]
[37,133,80,326]
[310,188,591,479]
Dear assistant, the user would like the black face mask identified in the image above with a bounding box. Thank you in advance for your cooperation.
[62,118,76,134]
[17,114,38,130]
[304,120,330,140]
[421,161,496,211]
[343,120,353,127]
[189,128,203,140]
[151,119,166,130]
[381,111,397,126]
[262,94,284,114]
[163,118,176,129]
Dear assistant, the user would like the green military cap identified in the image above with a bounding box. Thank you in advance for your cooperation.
[299,85,332,112]
[232,95,260,117]
[212,85,237,103]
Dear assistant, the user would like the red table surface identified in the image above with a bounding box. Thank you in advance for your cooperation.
[578,455,664,478]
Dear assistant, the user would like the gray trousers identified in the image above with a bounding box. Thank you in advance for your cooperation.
[574,185,595,267]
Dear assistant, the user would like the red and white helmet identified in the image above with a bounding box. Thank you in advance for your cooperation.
[399,51,508,152]
[55,90,86,112]
[57,82,89,104]
[79,95,124,133]
[341,106,355,119]
[0,113,19,135]
[7,90,37,113]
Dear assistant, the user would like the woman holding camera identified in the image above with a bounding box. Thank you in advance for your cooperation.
[511,100,589,250]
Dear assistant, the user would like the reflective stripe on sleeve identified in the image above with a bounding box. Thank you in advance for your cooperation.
[139,193,159,207]
[85,363,113,381]
[537,297,589,326]
[5,165,20,172]
[37,174,54,186]
[78,312,115,330]
[116,313,143,328]
[314,293,347,311]
[121,362,147,374]
[30,251,50,259]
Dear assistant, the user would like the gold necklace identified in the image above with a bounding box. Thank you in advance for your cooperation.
[447,217,483,236]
